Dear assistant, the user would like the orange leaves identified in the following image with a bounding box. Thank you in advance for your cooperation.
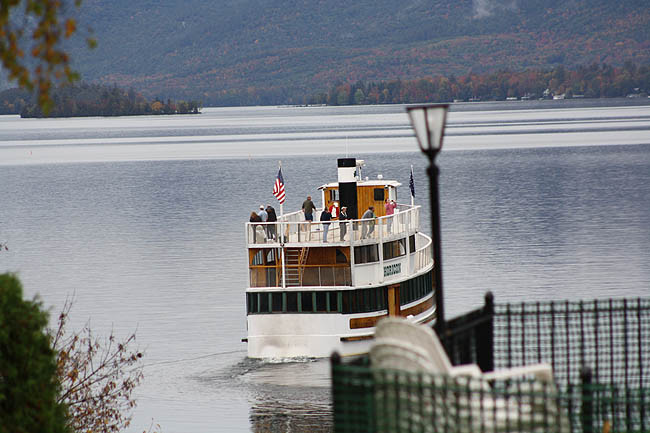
[67,368,79,383]
[1,0,82,115]
[65,18,76,38]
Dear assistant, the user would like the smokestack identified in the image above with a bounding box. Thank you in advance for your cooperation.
[337,158,358,219]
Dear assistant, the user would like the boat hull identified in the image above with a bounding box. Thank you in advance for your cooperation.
[246,294,435,359]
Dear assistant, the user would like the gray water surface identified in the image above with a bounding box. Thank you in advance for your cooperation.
[1,101,649,432]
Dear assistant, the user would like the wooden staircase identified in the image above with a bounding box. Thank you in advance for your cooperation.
[284,247,309,287]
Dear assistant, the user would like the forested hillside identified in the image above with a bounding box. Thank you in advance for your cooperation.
[61,0,649,106]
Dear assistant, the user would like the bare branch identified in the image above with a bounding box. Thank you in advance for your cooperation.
[49,299,148,433]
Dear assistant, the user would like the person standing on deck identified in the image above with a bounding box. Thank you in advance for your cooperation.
[339,206,349,241]
[361,206,376,239]
[320,206,332,242]
[302,196,316,222]
[266,205,277,240]
[329,201,339,219]
[257,205,268,239]
[249,211,262,243]
[302,195,316,239]
[385,199,397,234]
[257,205,268,222]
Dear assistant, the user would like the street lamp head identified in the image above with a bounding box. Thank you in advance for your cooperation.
[407,104,449,157]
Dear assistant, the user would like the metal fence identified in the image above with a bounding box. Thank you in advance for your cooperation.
[440,294,650,393]
[332,295,650,433]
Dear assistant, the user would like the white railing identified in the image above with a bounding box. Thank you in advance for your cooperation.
[246,205,421,246]
[414,233,433,272]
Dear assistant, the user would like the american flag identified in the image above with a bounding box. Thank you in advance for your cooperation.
[273,167,286,204]
[409,166,415,197]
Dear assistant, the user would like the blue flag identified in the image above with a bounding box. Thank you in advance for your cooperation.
[409,166,415,197]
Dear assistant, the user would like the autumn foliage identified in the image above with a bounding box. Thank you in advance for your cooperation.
[308,62,650,105]
[3,83,202,117]
[0,0,93,113]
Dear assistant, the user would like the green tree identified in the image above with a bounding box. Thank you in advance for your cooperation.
[0,0,91,112]
[353,88,365,104]
[0,273,69,433]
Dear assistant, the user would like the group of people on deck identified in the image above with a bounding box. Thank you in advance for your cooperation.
[248,204,277,243]
[304,195,398,242]
[249,196,398,243]
[302,195,348,242]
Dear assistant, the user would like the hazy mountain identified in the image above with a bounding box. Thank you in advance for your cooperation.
[65,0,650,105]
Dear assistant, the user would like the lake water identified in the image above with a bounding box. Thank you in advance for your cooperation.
[1,99,650,432]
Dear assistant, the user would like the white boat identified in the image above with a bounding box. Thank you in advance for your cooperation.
[244,158,435,358]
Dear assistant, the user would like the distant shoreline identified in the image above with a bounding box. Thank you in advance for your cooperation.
[0,84,202,118]
[19,110,202,119]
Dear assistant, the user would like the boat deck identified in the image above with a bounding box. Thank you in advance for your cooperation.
[247,205,420,247]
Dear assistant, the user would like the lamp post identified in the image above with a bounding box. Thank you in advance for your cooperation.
[406,103,449,336]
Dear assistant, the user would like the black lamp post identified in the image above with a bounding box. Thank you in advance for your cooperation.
[406,103,449,336]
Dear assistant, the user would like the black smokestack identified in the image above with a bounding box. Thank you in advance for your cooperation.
[338,158,358,219]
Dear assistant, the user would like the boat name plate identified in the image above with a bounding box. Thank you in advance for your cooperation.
[383,263,401,277]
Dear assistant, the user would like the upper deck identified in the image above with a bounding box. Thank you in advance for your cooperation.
[246,204,433,289]
[246,203,421,247]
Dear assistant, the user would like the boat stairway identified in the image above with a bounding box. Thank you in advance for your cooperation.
[284,247,309,287]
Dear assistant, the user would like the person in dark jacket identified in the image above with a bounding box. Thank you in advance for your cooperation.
[249,211,262,243]
[339,206,349,241]
[302,196,316,221]
[266,205,277,240]
[320,207,332,242]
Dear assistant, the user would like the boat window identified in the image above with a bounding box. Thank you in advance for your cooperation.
[409,235,416,253]
[363,289,371,313]
[316,292,327,312]
[259,293,269,313]
[329,292,339,312]
[354,244,379,264]
[400,271,433,305]
[377,287,388,310]
[348,291,357,312]
[247,293,258,313]
[286,292,298,312]
[369,288,376,312]
[252,250,265,265]
[329,189,339,201]
[373,188,384,201]
[383,238,406,260]
[400,280,410,305]
[271,292,283,312]
[355,290,364,313]
[246,285,404,315]
[301,291,313,312]
[251,248,278,266]
[338,286,389,314]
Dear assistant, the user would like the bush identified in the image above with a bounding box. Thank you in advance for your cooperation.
[0,273,70,433]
